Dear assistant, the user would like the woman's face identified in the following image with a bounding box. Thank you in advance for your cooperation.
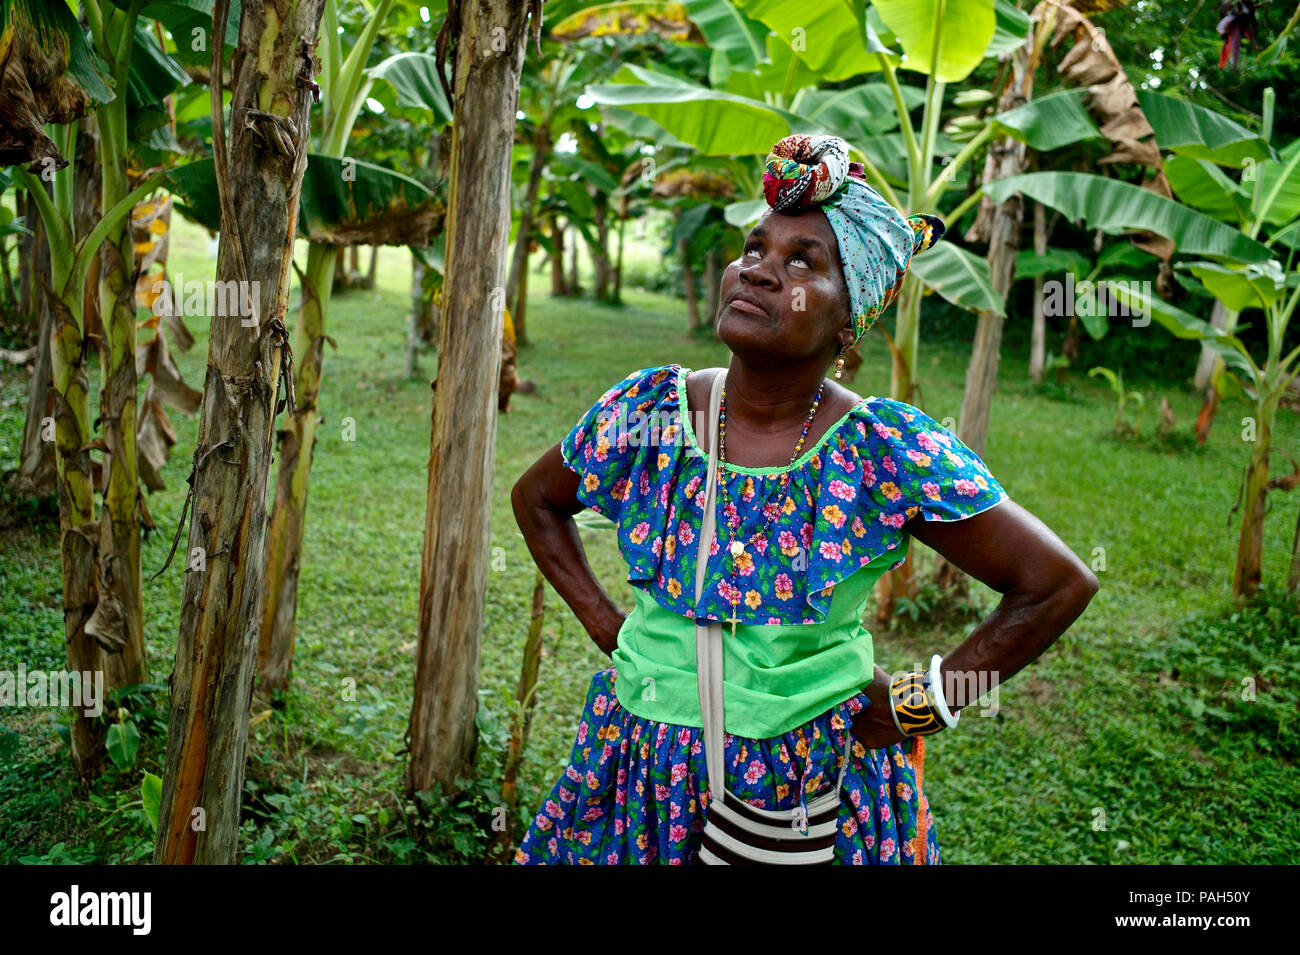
[716,206,853,362]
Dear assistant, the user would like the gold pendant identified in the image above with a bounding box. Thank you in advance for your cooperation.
[729,540,746,557]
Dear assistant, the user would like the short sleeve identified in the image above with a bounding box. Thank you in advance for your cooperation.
[864,397,1008,524]
[559,364,680,521]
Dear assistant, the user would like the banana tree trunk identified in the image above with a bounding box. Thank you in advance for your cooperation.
[514,239,529,347]
[505,125,551,330]
[12,266,56,499]
[568,225,581,295]
[550,216,566,296]
[18,188,38,328]
[677,220,699,331]
[591,198,611,302]
[889,275,922,404]
[259,240,335,692]
[1233,397,1277,600]
[94,95,148,688]
[406,0,533,796]
[20,121,107,778]
[153,0,325,865]
[407,252,429,377]
[496,567,546,861]
[1194,300,1237,391]
[613,213,625,305]
[703,246,719,327]
[1029,200,1046,384]
[94,224,148,688]
[48,278,103,779]
[1194,301,1240,443]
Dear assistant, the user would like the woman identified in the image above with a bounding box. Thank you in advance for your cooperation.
[510,135,1099,865]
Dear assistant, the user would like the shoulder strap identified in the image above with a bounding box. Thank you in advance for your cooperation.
[694,369,726,791]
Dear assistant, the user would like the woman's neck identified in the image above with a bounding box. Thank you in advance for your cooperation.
[723,355,830,433]
[689,356,859,469]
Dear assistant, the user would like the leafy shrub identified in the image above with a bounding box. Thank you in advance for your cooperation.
[1141,584,1300,760]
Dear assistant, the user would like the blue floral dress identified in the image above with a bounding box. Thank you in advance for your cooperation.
[514,364,1009,865]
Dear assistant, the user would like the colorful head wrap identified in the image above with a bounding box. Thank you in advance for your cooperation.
[761,134,945,347]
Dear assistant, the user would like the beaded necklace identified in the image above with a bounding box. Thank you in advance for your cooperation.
[715,374,825,637]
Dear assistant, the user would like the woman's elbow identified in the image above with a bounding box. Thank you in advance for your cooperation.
[1054,561,1100,616]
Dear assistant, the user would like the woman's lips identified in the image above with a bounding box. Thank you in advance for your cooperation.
[727,297,767,316]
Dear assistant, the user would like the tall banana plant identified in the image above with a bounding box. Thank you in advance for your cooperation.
[258,0,396,693]
[3,0,177,776]
[983,90,1297,601]
[88,1,192,696]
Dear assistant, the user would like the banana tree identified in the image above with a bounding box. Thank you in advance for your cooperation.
[1154,86,1282,435]
[1099,254,1299,601]
[257,0,397,693]
[987,133,1296,599]
[3,0,192,776]
[504,49,600,338]
[88,1,194,695]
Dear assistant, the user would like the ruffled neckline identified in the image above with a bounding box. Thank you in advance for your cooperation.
[674,364,873,476]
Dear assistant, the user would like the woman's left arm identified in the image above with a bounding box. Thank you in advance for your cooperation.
[852,498,1098,746]
[909,497,1099,711]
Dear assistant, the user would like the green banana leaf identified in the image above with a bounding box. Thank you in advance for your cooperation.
[985,0,1031,57]
[1015,247,1091,280]
[1182,261,1286,313]
[721,31,824,101]
[1136,90,1272,168]
[730,0,885,81]
[585,64,802,156]
[907,240,1005,315]
[679,0,769,85]
[1271,220,1300,250]
[668,201,714,248]
[991,90,1101,152]
[1094,242,1160,274]
[981,172,1274,263]
[724,197,768,228]
[598,107,694,150]
[1243,150,1300,227]
[367,52,454,126]
[123,0,243,66]
[1163,156,1249,221]
[126,20,190,108]
[1098,279,1259,387]
[795,82,925,140]
[167,155,442,247]
[873,0,997,82]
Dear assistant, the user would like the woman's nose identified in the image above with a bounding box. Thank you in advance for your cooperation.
[738,256,777,288]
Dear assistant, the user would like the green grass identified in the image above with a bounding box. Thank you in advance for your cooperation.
[1,212,1298,863]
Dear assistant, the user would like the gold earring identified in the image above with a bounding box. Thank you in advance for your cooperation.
[834,353,846,380]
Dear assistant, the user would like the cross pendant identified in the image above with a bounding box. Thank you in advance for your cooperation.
[724,607,740,639]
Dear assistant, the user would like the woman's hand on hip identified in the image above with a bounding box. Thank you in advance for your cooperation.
[850,665,908,750]
[587,604,627,657]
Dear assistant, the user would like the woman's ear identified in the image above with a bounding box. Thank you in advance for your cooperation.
[838,321,855,353]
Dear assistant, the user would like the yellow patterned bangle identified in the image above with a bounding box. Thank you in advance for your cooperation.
[889,668,946,737]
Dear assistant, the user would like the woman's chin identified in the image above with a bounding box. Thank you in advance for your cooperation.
[716,311,780,350]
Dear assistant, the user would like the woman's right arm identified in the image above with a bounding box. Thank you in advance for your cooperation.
[511,443,627,656]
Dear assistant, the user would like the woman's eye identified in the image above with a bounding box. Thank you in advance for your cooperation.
[743,246,809,267]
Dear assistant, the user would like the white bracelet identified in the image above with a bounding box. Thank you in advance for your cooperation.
[928,653,961,728]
